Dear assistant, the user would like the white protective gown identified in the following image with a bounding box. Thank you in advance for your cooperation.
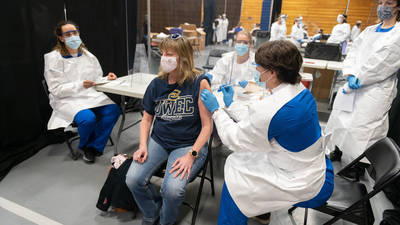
[325,23,400,165]
[209,51,257,88]
[327,23,351,44]
[270,21,287,41]
[221,18,229,41]
[213,83,326,216]
[290,24,304,48]
[44,49,115,130]
[215,18,224,43]
[350,25,361,42]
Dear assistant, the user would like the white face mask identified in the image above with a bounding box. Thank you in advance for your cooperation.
[160,56,177,73]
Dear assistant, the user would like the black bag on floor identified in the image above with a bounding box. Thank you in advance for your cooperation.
[305,42,342,61]
[381,208,400,225]
[96,158,137,214]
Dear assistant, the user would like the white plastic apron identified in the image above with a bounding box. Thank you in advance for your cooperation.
[215,84,327,217]
[326,29,398,164]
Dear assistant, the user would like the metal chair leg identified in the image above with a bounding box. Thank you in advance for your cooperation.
[209,148,215,196]
[191,158,208,225]
[303,208,308,225]
[288,206,297,215]
[66,136,81,160]
[108,137,114,146]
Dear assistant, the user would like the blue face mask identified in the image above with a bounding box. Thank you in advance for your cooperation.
[65,36,82,49]
[235,43,249,56]
[253,71,266,87]
[377,5,395,21]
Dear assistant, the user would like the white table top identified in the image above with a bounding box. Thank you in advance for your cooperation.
[95,73,157,99]
[302,58,328,69]
[326,61,343,71]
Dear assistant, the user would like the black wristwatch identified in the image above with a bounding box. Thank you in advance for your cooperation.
[189,149,199,158]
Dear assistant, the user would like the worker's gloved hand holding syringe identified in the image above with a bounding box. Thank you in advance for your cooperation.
[201,84,235,113]
[342,75,361,94]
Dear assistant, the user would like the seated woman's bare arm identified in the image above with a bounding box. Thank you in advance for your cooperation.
[170,79,213,180]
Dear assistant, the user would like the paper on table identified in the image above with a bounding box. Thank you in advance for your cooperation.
[95,77,112,85]
[332,85,355,112]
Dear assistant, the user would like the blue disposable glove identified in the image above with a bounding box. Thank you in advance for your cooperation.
[347,75,361,89]
[200,89,219,113]
[238,80,248,88]
[204,73,213,82]
[218,84,234,107]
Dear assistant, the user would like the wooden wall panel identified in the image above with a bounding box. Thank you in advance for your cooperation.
[281,0,377,36]
[137,0,202,34]
[240,0,263,32]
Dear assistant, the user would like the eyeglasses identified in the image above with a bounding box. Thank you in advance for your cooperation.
[236,40,250,45]
[62,30,79,38]
[170,33,183,40]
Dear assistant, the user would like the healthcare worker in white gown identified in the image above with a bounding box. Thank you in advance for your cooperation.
[350,21,362,42]
[326,0,400,166]
[44,21,120,163]
[327,14,351,44]
[206,30,257,89]
[270,15,287,41]
[290,18,304,48]
[201,40,334,224]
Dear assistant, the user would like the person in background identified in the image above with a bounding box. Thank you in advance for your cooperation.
[221,13,229,43]
[206,30,257,89]
[201,40,333,225]
[303,25,309,40]
[44,21,120,163]
[326,0,400,178]
[125,34,213,225]
[312,28,324,41]
[250,23,261,45]
[270,15,287,41]
[350,20,362,42]
[290,17,304,47]
[327,14,351,44]
[213,19,220,45]
[215,15,224,45]
[231,22,244,38]
[205,30,257,148]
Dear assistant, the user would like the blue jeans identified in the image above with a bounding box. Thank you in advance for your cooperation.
[125,138,208,225]
[218,182,248,225]
[73,104,120,152]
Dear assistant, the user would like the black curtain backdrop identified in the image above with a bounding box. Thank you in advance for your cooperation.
[271,0,283,26]
[0,0,64,180]
[204,0,217,45]
[0,0,136,180]
[65,0,136,76]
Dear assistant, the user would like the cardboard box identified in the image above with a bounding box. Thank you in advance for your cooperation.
[183,30,198,37]
[180,23,197,30]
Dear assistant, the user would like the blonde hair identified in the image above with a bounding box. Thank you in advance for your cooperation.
[158,36,200,85]
[235,30,252,43]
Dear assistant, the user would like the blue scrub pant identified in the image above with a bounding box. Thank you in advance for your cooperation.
[218,182,248,225]
[73,104,120,153]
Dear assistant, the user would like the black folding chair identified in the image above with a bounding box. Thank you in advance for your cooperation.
[202,49,228,71]
[153,129,216,225]
[288,137,400,225]
[42,79,114,160]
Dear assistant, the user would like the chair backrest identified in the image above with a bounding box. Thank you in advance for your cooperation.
[203,49,228,70]
[364,137,400,189]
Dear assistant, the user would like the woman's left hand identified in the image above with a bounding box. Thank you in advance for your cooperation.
[107,72,117,80]
[170,152,195,180]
